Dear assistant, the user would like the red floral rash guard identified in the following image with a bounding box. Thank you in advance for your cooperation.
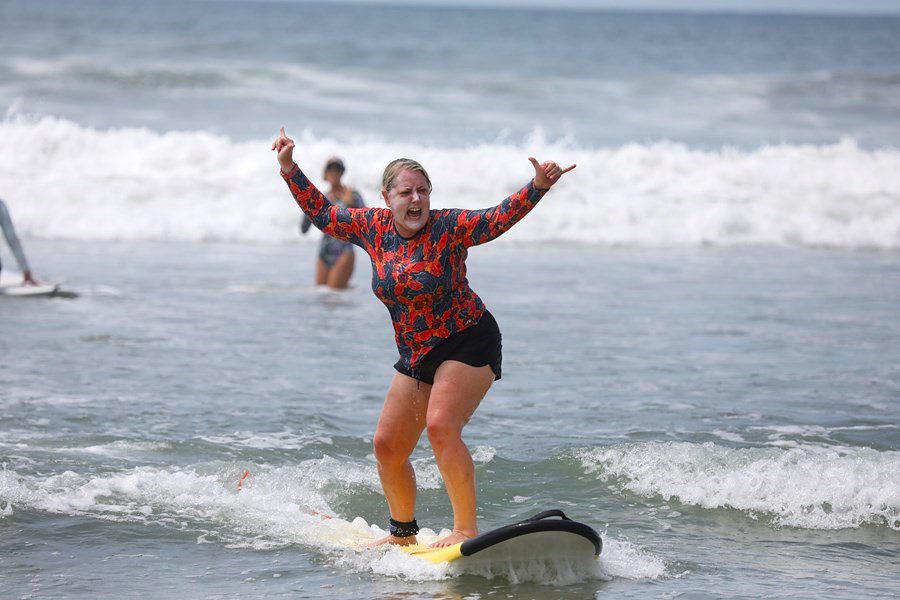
[281,164,548,369]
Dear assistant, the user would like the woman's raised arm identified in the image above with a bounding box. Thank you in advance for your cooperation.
[454,157,575,247]
[272,127,372,246]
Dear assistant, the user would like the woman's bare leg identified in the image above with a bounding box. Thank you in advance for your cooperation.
[370,372,430,546]
[426,360,495,548]
[315,259,328,286]
[326,250,354,289]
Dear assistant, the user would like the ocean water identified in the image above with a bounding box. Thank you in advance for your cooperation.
[2,1,900,598]
[2,241,899,599]
[3,0,900,148]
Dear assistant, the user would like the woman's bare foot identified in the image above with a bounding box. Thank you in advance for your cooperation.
[429,528,476,548]
[368,534,417,548]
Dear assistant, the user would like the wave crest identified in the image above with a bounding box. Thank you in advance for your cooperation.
[2,117,898,247]
[577,442,900,530]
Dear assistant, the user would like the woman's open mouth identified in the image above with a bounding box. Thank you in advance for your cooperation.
[407,207,423,220]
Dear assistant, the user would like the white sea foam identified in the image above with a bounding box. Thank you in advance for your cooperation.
[0,458,662,583]
[76,440,171,459]
[712,424,900,449]
[595,536,668,581]
[577,442,900,530]
[750,424,899,437]
[2,117,898,248]
[198,430,332,450]
[471,445,496,463]
[711,429,747,443]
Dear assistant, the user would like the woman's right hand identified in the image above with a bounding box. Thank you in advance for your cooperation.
[271,127,296,172]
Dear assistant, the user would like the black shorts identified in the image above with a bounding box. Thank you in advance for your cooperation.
[394,310,502,385]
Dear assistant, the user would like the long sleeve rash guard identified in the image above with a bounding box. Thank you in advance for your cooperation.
[281,164,548,369]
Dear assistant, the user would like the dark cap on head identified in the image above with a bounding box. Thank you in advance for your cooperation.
[324,157,345,173]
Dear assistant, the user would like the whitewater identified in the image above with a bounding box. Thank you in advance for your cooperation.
[2,117,899,248]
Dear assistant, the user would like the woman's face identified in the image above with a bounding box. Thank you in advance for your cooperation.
[324,167,343,187]
[383,168,431,238]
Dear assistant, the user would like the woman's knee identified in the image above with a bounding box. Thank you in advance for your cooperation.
[426,416,461,451]
[373,428,413,465]
[373,430,398,463]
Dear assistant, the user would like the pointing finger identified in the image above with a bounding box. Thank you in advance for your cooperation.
[561,164,577,174]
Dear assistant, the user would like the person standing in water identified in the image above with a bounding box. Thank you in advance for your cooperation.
[300,157,365,289]
[272,127,574,548]
[0,198,37,285]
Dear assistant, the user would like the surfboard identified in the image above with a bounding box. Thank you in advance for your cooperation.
[0,284,78,298]
[399,509,601,564]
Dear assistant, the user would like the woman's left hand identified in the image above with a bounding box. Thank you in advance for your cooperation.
[529,157,576,189]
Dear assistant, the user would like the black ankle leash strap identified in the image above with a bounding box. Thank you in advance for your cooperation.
[389,517,419,538]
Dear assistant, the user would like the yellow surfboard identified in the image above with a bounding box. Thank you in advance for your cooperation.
[400,510,601,565]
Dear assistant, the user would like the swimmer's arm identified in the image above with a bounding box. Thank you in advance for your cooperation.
[0,199,31,273]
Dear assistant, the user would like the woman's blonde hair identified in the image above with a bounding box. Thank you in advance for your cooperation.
[381,158,432,193]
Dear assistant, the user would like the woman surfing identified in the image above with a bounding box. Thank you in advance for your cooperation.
[272,127,574,548]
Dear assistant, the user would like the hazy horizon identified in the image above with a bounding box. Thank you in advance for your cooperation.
[244,0,900,16]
